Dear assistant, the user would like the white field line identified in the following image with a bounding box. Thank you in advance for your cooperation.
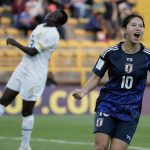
[0,136,150,150]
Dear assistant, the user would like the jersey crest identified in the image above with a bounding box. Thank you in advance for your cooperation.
[125,63,133,74]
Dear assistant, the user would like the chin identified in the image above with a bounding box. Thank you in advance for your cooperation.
[131,40,140,44]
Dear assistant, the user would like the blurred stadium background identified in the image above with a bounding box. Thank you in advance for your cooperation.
[0,0,150,149]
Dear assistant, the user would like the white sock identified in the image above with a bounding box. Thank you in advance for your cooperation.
[19,115,34,149]
[0,104,5,116]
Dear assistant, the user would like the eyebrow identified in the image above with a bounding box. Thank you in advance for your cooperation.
[130,22,143,25]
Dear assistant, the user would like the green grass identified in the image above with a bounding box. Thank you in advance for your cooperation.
[0,115,150,150]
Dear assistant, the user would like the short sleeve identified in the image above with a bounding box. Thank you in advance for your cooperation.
[92,48,110,78]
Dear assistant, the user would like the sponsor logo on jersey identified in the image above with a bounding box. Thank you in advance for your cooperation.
[99,112,109,117]
[127,135,131,141]
[126,58,133,61]
[125,63,133,74]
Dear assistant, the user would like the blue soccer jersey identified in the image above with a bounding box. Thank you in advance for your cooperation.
[93,42,150,122]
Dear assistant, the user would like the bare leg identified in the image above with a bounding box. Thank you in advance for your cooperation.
[94,133,111,150]
[110,138,128,150]
[0,88,19,116]
[0,87,19,106]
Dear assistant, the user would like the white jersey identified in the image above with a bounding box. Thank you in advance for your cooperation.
[20,23,59,77]
[6,23,59,101]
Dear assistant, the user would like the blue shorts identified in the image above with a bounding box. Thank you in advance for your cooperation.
[93,111,138,144]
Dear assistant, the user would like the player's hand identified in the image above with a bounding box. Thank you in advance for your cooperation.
[6,37,17,46]
[72,89,84,100]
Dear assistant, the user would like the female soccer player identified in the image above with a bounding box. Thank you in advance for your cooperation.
[73,14,148,150]
[0,9,68,150]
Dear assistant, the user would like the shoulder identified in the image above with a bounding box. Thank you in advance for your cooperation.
[36,24,58,32]
[100,43,119,59]
[35,23,44,29]
[35,24,59,39]
[45,27,59,41]
[44,26,59,37]
[143,47,150,56]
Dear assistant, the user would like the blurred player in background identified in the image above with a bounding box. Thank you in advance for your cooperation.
[0,9,68,150]
[72,14,148,150]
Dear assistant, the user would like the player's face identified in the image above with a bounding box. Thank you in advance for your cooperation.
[45,11,61,26]
[45,12,56,23]
[124,17,144,44]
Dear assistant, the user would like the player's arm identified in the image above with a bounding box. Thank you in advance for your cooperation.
[72,73,101,100]
[6,37,38,56]
[73,48,109,100]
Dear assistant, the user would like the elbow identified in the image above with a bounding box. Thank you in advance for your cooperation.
[29,52,37,56]
[28,49,38,56]
[93,74,101,84]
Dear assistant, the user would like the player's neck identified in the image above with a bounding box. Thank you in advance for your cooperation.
[122,42,141,54]
[45,22,55,27]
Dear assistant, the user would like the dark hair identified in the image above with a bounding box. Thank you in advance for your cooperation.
[56,9,68,26]
[122,14,145,28]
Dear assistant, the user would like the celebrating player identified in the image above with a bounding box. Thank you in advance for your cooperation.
[73,14,148,150]
[0,9,68,150]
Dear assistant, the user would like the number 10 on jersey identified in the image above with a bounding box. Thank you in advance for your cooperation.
[121,76,133,89]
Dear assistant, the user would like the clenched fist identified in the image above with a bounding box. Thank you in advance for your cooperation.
[6,37,17,46]
[72,89,84,100]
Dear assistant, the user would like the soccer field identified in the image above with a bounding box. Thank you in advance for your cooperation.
[0,115,150,150]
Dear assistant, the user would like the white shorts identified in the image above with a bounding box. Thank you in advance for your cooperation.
[6,66,47,101]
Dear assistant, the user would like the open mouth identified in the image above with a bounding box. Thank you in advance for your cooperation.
[134,32,140,38]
